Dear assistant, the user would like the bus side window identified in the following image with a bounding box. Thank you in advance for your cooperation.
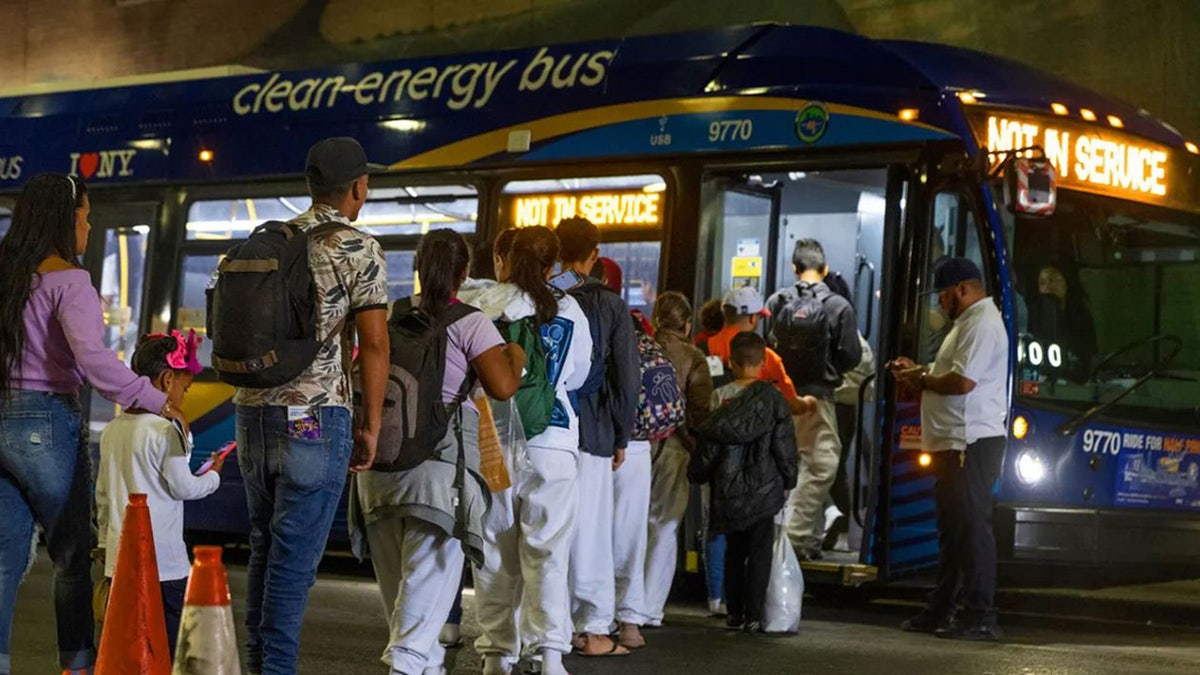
[0,204,11,240]
[919,191,985,361]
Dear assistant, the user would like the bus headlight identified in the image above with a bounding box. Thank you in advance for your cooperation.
[1015,450,1046,486]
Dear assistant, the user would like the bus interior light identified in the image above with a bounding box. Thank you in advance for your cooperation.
[1012,415,1029,440]
[1186,141,1199,155]
[898,108,919,121]
[198,149,214,163]
[642,181,667,193]
[1107,115,1124,128]
[1050,102,1069,116]
[1015,450,1047,486]
[1080,108,1097,121]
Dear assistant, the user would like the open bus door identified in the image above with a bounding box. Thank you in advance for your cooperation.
[695,163,925,588]
[864,166,996,586]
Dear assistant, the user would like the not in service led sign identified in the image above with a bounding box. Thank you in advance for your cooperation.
[970,110,1182,207]
[508,190,663,229]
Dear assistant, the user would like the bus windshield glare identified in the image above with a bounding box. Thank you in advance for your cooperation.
[1006,191,1200,424]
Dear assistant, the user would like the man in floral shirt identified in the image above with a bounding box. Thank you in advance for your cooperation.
[233,137,390,675]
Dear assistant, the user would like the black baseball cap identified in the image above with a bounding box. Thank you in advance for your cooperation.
[932,257,982,291]
[305,137,386,188]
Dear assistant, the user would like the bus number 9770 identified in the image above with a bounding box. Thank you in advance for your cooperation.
[709,119,753,142]
[1081,429,1122,456]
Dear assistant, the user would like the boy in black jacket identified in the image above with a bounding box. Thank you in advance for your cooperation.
[690,331,799,633]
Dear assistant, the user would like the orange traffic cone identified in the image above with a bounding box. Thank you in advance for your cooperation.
[172,546,241,674]
[96,493,172,674]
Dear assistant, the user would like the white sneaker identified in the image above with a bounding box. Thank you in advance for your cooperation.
[707,598,727,616]
[823,505,843,534]
[439,622,462,647]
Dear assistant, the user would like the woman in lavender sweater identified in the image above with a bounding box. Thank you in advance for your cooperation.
[0,174,186,675]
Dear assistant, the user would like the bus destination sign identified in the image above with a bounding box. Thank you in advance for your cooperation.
[967,109,1197,212]
[505,190,663,229]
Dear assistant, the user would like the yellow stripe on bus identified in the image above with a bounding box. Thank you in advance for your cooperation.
[183,381,237,422]
[391,96,949,169]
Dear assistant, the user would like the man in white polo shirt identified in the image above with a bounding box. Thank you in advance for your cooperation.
[889,257,1009,642]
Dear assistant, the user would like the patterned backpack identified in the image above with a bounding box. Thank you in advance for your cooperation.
[630,316,686,441]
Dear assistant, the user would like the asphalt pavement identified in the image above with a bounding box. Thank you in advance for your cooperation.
[9,550,1200,674]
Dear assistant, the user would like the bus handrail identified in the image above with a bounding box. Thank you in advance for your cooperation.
[852,371,877,529]
[857,255,876,340]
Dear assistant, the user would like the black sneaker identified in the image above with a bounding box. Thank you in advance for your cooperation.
[822,516,848,551]
[742,621,763,634]
[724,616,744,630]
[900,611,945,634]
[935,623,1004,642]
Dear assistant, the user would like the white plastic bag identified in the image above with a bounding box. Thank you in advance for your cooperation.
[763,508,803,633]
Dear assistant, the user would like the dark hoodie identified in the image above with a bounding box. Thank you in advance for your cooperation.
[570,278,640,458]
[689,381,798,534]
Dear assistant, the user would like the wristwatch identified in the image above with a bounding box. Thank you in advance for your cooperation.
[918,371,928,390]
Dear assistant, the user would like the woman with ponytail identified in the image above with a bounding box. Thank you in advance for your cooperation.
[473,226,593,675]
[0,174,186,675]
[644,292,715,627]
[354,228,525,675]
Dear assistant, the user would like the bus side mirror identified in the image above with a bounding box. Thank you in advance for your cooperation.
[1004,156,1057,217]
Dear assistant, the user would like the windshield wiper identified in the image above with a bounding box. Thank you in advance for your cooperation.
[1057,370,1198,435]
[1058,370,1164,436]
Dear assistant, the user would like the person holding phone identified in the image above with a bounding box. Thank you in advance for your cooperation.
[95,331,223,659]
[554,217,642,655]
[473,226,592,675]
[890,258,1008,642]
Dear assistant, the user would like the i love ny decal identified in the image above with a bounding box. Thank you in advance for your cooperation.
[69,149,137,179]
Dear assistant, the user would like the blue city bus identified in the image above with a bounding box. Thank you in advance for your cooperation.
[2,24,1196,585]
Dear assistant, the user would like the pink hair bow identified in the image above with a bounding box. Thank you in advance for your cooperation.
[148,329,204,375]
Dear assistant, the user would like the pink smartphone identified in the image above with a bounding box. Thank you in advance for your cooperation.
[195,441,236,476]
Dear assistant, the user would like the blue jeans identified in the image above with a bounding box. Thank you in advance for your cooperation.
[0,391,93,674]
[705,534,726,602]
[237,405,352,675]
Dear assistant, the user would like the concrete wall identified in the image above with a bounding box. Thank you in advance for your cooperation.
[0,0,1194,138]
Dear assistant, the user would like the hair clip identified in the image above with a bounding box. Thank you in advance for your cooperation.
[147,329,204,375]
[65,175,77,201]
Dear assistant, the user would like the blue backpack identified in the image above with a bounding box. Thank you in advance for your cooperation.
[630,317,686,441]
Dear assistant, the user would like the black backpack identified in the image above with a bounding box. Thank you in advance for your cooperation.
[771,283,832,385]
[207,221,351,388]
[353,298,479,472]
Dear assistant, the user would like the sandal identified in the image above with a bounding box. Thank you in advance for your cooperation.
[574,633,630,657]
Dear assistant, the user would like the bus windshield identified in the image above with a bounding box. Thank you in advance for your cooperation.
[1007,191,1200,426]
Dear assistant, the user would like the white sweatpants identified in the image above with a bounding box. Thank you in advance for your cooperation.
[613,440,652,626]
[787,402,843,551]
[643,435,691,625]
[366,517,465,675]
[474,447,579,661]
[569,452,616,634]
